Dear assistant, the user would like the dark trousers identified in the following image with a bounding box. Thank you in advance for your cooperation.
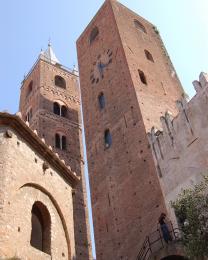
[161,224,172,243]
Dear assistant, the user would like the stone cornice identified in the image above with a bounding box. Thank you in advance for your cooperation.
[0,112,79,187]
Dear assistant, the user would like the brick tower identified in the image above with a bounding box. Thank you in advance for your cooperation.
[19,44,92,259]
[77,1,184,259]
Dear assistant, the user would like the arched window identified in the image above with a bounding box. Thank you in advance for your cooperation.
[55,133,67,150]
[134,19,147,34]
[55,75,66,89]
[53,102,60,115]
[27,81,33,97]
[30,201,51,255]
[61,106,67,117]
[138,69,147,85]
[104,129,112,149]
[89,27,99,44]
[62,136,67,150]
[26,108,32,122]
[144,50,154,62]
[55,133,61,149]
[53,102,67,117]
[98,92,105,109]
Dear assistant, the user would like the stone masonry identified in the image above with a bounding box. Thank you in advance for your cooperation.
[0,112,79,260]
[148,72,208,226]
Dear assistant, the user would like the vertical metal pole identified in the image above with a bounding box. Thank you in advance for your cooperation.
[158,228,164,248]
[147,236,152,253]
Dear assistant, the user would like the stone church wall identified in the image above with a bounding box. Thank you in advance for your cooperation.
[0,124,76,260]
[148,72,208,225]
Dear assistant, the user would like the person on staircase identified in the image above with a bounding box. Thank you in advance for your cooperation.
[158,213,172,243]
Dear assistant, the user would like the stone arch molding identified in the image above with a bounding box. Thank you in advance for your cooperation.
[155,246,187,260]
[19,183,71,259]
[161,256,188,260]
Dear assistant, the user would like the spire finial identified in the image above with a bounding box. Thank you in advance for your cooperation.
[48,37,51,47]
[40,40,60,65]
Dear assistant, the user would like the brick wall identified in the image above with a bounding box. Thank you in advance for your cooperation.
[19,58,92,259]
[76,0,185,258]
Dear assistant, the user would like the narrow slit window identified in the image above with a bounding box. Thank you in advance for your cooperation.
[89,27,99,44]
[104,129,112,149]
[144,50,154,62]
[61,106,67,117]
[26,108,33,122]
[134,20,147,34]
[55,134,61,149]
[98,92,105,109]
[27,81,33,97]
[53,102,60,115]
[138,70,147,85]
[62,136,67,150]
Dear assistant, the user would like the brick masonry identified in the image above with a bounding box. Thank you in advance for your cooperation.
[19,57,92,259]
[77,0,185,259]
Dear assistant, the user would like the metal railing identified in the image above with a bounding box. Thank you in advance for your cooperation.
[137,222,181,260]
[21,55,77,85]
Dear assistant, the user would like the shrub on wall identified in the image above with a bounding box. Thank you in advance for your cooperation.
[171,176,208,258]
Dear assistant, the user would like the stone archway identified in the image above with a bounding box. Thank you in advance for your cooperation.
[149,241,187,260]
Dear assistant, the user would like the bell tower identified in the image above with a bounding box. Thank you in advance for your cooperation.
[77,0,184,259]
[19,43,92,259]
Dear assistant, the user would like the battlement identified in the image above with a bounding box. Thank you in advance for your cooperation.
[148,72,208,176]
[148,72,208,224]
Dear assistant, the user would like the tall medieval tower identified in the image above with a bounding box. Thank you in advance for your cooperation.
[19,44,92,259]
[77,0,184,259]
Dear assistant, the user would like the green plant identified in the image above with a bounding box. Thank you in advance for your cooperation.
[171,176,208,258]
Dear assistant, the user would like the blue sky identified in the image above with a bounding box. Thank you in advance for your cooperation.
[0,0,208,258]
[0,0,208,113]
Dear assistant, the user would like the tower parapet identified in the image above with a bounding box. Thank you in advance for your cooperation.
[148,72,208,224]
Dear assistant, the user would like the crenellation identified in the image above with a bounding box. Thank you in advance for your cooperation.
[148,72,208,227]
[192,80,202,92]
[1,1,206,259]
[160,114,174,147]
[199,72,208,88]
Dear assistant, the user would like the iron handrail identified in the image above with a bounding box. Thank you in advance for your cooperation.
[136,222,181,260]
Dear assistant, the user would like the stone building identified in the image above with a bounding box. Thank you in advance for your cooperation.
[0,0,207,259]
[148,72,208,227]
[0,112,78,259]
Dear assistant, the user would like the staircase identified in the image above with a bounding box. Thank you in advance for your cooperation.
[137,222,181,260]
